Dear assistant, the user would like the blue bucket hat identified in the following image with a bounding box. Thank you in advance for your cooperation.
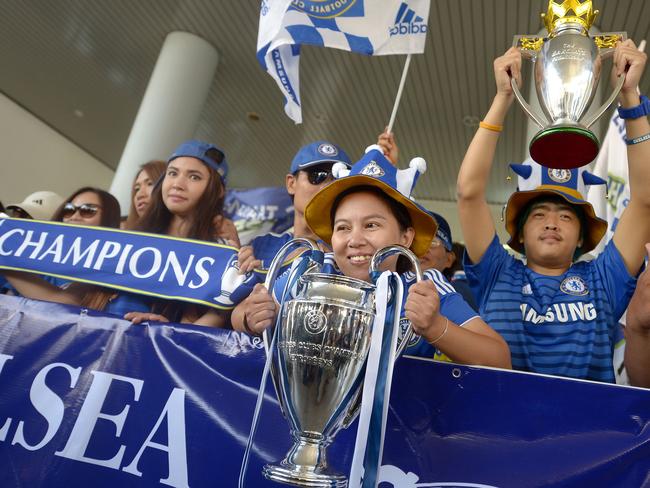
[426,211,453,251]
[507,160,607,254]
[289,141,351,174]
[305,145,436,257]
[168,139,229,184]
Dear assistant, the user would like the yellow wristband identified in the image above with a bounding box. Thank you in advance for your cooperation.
[479,121,503,132]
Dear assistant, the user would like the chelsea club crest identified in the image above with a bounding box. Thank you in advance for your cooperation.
[560,276,589,296]
[290,0,359,19]
[360,161,385,177]
[548,168,572,183]
[317,143,338,157]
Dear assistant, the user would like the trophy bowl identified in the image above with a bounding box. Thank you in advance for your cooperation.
[263,272,375,487]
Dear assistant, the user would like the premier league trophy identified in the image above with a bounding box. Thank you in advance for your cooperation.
[512,0,626,169]
[261,240,421,487]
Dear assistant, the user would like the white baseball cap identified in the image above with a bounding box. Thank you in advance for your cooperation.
[6,191,65,220]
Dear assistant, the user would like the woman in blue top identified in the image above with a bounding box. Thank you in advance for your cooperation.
[241,146,511,368]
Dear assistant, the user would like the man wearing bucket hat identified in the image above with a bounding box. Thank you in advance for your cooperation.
[240,145,511,367]
[456,42,650,382]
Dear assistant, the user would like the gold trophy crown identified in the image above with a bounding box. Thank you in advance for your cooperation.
[542,0,599,33]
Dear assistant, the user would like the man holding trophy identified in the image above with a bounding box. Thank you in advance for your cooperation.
[457,37,650,382]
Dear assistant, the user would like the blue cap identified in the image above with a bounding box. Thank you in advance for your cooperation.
[289,141,351,174]
[168,140,229,183]
[426,211,452,251]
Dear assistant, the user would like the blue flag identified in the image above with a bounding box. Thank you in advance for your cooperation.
[257,0,431,123]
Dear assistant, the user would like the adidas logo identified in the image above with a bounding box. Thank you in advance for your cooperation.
[390,2,427,36]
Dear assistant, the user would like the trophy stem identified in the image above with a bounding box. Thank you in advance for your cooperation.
[263,432,347,487]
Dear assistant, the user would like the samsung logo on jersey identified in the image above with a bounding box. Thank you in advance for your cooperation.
[520,302,597,324]
[390,2,427,36]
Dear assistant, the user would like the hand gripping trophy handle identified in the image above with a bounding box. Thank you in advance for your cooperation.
[341,244,423,429]
[262,237,321,417]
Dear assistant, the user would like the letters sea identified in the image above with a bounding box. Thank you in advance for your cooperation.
[0,353,189,488]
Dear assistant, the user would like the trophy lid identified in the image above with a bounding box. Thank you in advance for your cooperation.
[542,0,598,34]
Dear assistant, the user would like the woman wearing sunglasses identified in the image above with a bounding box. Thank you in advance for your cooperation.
[2,187,152,315]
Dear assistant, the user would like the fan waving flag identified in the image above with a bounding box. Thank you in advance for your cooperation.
[257,0,431,123]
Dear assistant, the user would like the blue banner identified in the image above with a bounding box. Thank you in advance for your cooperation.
[1,294,650,487]
[0,217,257,309]
[224,187,293,246]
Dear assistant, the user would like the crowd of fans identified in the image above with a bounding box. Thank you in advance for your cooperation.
[1,42,650,387]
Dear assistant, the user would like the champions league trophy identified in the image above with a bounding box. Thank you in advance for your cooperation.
[512,0,626,169]
[261,239,421,487]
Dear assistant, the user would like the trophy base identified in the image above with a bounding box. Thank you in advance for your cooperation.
[263,463,348,487]
[530,126,599,169]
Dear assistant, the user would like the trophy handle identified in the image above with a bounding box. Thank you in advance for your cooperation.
[583,32,627,129]
[261,237,320,353]
[583,73,626,129]
[369,244,423,357]
[510,35,550,129]
[341,245,422,429]
[260,238,320,420]
[510,77,549,129]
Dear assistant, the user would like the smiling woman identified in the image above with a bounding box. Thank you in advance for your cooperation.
[240,146,511,369]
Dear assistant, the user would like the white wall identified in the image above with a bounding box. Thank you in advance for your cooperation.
[0,93,115,209]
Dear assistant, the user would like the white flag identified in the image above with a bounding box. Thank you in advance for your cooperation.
[257,0,431,123]
[586,110,629,256]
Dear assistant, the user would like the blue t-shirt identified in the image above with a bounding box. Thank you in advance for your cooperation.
[250,231,294,269]
[103,292,151,317]
[464,235,637,383]
[274,254,479,359]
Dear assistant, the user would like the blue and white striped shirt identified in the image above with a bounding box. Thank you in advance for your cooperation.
[464,235,637,382]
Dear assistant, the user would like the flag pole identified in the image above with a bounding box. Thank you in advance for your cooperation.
[387,53,412,133]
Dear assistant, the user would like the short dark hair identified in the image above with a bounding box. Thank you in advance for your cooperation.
[518,195,587,258]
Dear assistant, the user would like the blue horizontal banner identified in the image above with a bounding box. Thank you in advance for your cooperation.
[0,295,649,487]
[0,217,258,309]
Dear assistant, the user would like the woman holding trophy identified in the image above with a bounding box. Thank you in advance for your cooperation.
[241,145,511,368]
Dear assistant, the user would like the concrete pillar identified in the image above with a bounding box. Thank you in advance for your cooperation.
[110,31,219,212]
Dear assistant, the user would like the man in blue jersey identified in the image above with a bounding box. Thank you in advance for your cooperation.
[456,41,650,382]
[232,140,351,332]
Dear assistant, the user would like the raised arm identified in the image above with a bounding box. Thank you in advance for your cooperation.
[610,41,650,275]
[624,243,650,387]
[457,48,521,263]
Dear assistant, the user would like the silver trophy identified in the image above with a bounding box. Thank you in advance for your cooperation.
[261,240,421,487]
[512,0,625,169]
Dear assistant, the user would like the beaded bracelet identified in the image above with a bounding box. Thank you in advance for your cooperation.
[428,317,449,345]
[625,132,650,146]
[479,121,503,132]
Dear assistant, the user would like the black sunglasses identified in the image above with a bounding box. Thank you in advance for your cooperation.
[303,164,334,185]
[62,203,101,219]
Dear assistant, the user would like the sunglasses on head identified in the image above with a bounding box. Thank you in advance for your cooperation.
[62,203,100,219]
[303,164,334,185]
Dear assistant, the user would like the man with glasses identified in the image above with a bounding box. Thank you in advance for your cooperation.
[232,141,350,334]
[237,140,351,273]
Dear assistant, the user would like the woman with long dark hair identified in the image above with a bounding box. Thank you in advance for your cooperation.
[125,139,239,326]
[123,160,167,230]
